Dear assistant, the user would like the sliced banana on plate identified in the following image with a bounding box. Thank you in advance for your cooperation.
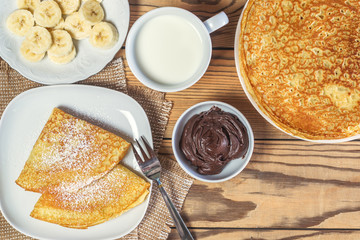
[89,22,118,49]
[20,39,45,62]
[7,0,120,64]
[48,46,76,64]
[34,0,62,28]
[80,0,104,25]
[26,26,52,54]
[6,9,34,36]
[53,17,65,30]
[55,0,80,15]
[17,0,41,12]
[48,30,73,57]
[64,12,92,40]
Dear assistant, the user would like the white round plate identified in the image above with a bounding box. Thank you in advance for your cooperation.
[234,1,360,143]
[0,0,129,85]
[0,85,152,240]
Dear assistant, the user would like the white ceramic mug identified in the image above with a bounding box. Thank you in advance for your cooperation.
[126,7,229,92]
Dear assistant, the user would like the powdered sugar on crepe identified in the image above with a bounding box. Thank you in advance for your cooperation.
[16,108,130,194]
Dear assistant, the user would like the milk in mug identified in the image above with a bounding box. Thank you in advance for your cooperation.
[135,15,204,85]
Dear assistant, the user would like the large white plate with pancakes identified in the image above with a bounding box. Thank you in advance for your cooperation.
[234,0,360,143]
[0,0,129,85]
[0,85,152,239]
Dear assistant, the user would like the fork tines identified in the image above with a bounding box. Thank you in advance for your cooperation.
[131,142,143,164]
[131,136,161,179]
[131,136,154,163]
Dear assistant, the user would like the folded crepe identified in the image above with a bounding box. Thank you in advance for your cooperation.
[16,108,131,194]
[30,164,150,229]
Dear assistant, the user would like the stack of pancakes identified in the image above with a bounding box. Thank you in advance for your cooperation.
[16,108,150,229]
[239,0,360,140]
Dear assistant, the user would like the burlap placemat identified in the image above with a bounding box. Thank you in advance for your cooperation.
[0,58,194,240]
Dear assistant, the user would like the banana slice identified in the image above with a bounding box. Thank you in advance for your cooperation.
[89,22,118,49]
[48,30,73,57]
[48,46,76,64]
[64,12,91,39]
[53,18,65,30]
[6,9,34,36]
[34,0,62,28]
[17,0,41,12]
[20,39,45,62]
[26,26,52,54]
[55,0,80,15]
[80,0,104,25]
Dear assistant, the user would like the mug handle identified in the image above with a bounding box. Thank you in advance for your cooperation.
[203,11,229,34]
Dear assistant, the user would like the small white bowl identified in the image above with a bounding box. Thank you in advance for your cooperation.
[172,101,254,182]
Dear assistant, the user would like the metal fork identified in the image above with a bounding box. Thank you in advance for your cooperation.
[131,136,194,240]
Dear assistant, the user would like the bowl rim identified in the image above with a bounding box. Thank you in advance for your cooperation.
[172,101,254,183]
[125,7,212,93]
[233,0,360,143]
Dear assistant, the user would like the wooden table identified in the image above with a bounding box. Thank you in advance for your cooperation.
[120,1,360,239]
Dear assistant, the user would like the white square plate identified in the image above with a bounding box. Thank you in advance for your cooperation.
[0,85,152,240]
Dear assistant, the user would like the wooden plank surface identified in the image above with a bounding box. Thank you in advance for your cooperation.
[124,0,360,239]
[168,229,360,240]
[159,140,360,229]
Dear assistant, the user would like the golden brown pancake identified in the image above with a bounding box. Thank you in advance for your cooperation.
[16,108,130,194]
[239,0,360,140]
[30,164,150,229]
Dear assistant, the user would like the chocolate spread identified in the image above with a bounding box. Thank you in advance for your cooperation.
[180,106,249,175]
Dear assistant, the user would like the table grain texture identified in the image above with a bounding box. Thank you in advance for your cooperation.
[120,0,360,239]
